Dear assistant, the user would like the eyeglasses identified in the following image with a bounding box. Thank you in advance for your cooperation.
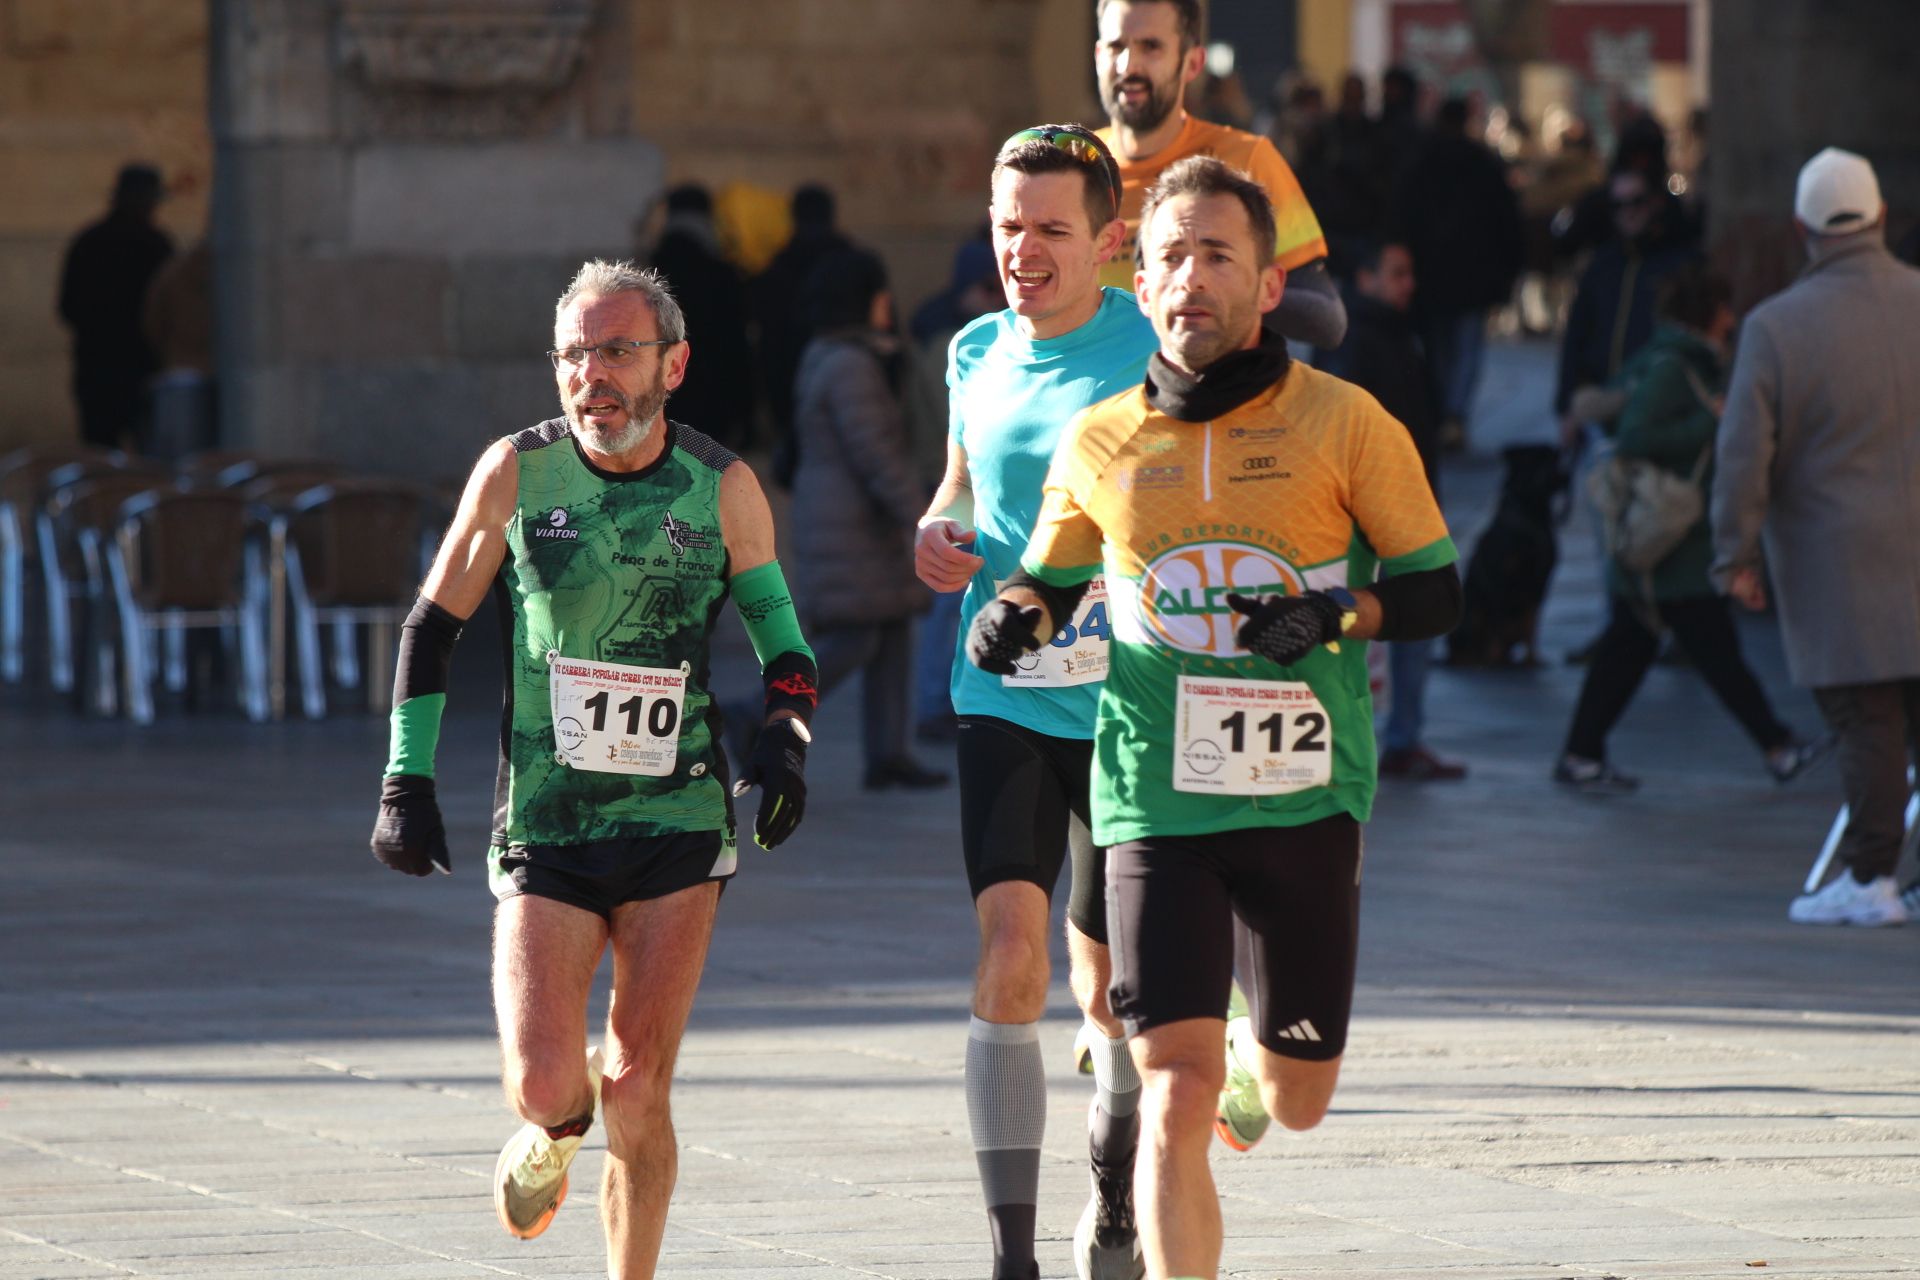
[1001,127,1122,214]
[547,339,676,371]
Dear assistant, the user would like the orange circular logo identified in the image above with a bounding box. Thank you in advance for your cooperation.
[1137,541,1302,656]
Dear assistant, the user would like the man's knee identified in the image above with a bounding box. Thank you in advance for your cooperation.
[1132,1020,1229,1132]
[1260,1077,1330,1132]
[503,1048,592,1128]
[973,886,1051,1018]
[599,1062,673,1160]
[975,940,1049,1018]
[1256,1054,1341,1132]
[1141,1062,1225,1134]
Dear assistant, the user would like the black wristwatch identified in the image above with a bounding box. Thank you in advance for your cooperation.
[1325,586,1360,636]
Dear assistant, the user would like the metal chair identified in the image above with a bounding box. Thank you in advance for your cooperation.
[176,450,266,487]
[34,457,163,691]
[281,480,433,718]
[47,474,176,714]
[237,468,353,720]
[0,447,114,683]
[105,488,264,725]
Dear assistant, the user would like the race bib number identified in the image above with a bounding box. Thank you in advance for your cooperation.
[1173,675,1332,795]
[998,576,1111,688]
[548,654,687,776]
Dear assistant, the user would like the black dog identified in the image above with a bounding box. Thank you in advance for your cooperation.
[1448,444,1568,667]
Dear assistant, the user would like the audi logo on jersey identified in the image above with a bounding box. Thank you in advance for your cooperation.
[1241,456,1276,470]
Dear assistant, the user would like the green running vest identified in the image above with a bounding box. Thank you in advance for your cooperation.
[492,418,736,847]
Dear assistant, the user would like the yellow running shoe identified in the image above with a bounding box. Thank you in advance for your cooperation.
[494,1045,604,1239]
[1212,1016,1269,1152]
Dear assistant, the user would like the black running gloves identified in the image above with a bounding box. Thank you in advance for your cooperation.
[371,597,462,875]
[370,774,451,876]
[1226,591,1346,667]
[731,718,809,849]
[966,599,1046,674]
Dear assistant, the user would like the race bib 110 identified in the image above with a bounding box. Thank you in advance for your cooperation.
[548,654,687,776]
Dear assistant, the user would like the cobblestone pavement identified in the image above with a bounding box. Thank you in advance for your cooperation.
[2,341,1916,1278]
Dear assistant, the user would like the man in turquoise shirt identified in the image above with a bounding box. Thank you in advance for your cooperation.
[915,124,1157,1280]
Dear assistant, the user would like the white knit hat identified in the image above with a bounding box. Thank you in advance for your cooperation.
[1795,147,1882,233]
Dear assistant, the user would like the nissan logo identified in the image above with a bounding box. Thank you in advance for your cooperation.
[1242,456,1275,470]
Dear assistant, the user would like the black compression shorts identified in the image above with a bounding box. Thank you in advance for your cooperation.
[956,715,1107,944]
[1105,814,1362,1061]
[488,829,735,920]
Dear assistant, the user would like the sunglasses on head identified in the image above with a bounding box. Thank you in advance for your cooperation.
[1001,127,1121,214]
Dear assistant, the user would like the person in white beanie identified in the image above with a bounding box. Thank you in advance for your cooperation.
[1713,146,1920,927]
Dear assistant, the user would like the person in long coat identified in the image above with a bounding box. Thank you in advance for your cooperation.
[1714,148,1920,926]
[785,246,945,790]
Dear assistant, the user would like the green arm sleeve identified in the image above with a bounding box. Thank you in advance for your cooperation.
[382,596,464,779]
[731,559,815,666]
[385,693,446,778]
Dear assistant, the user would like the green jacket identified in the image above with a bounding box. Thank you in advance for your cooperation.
[1605,324,1724,601]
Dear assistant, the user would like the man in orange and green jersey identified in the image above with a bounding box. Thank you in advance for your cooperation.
[967,157,1460,1280]
[1093,0,1347,350]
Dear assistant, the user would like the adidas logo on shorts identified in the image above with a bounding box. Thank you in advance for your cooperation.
[1276,1019,1321,1043]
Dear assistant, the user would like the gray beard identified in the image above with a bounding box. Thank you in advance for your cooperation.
[561,378,669,458]
[567,410,657,458]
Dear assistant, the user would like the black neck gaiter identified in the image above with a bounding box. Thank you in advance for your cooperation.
[1143,328,1291,422]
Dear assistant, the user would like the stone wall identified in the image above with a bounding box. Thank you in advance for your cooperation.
[4,0,1097,466]
[629,0,1095,337]
[1709,0,1920,306]
[0,0,212,451]
[212,0,1094,475]
[209,0,664,479]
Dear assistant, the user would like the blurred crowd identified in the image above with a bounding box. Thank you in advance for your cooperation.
[41,55,1920,921]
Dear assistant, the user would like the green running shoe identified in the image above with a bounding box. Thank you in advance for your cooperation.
[494,1045,604,1239]
[1213,1016,1269,1152]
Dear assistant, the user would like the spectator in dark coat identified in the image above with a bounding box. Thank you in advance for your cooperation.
[648,184,755,450]
[752,185,851,455]
[1296,72,1387,278]
[57,163,174,450]
[1317,240,1465,781]
[786,247,944,790]
[1554,112,1695,262]
[1556,167,1701,435]
[1390,97,1523,449]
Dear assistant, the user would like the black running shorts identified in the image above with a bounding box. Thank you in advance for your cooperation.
[956,715,1107,944]
[488,829,735,920]
[1105,815,1362,1061]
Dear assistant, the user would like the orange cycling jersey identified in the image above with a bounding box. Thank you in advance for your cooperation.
[1096,115,1329,291]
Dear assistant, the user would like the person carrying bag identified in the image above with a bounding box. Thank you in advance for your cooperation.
[1586,362,1716,576]
[1554,266,1826,793]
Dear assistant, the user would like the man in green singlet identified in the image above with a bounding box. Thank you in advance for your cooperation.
[367,260,817,1279]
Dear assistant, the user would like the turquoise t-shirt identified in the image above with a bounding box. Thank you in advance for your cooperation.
[945,288,1157,738]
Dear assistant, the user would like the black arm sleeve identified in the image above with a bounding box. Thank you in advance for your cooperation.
[1370,565,1462,643]
[392,596,465,706]
[1001,569,1091,638]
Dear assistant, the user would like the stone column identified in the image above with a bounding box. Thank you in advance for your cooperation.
[1709,0,1920,305]
[209,0,664,477]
